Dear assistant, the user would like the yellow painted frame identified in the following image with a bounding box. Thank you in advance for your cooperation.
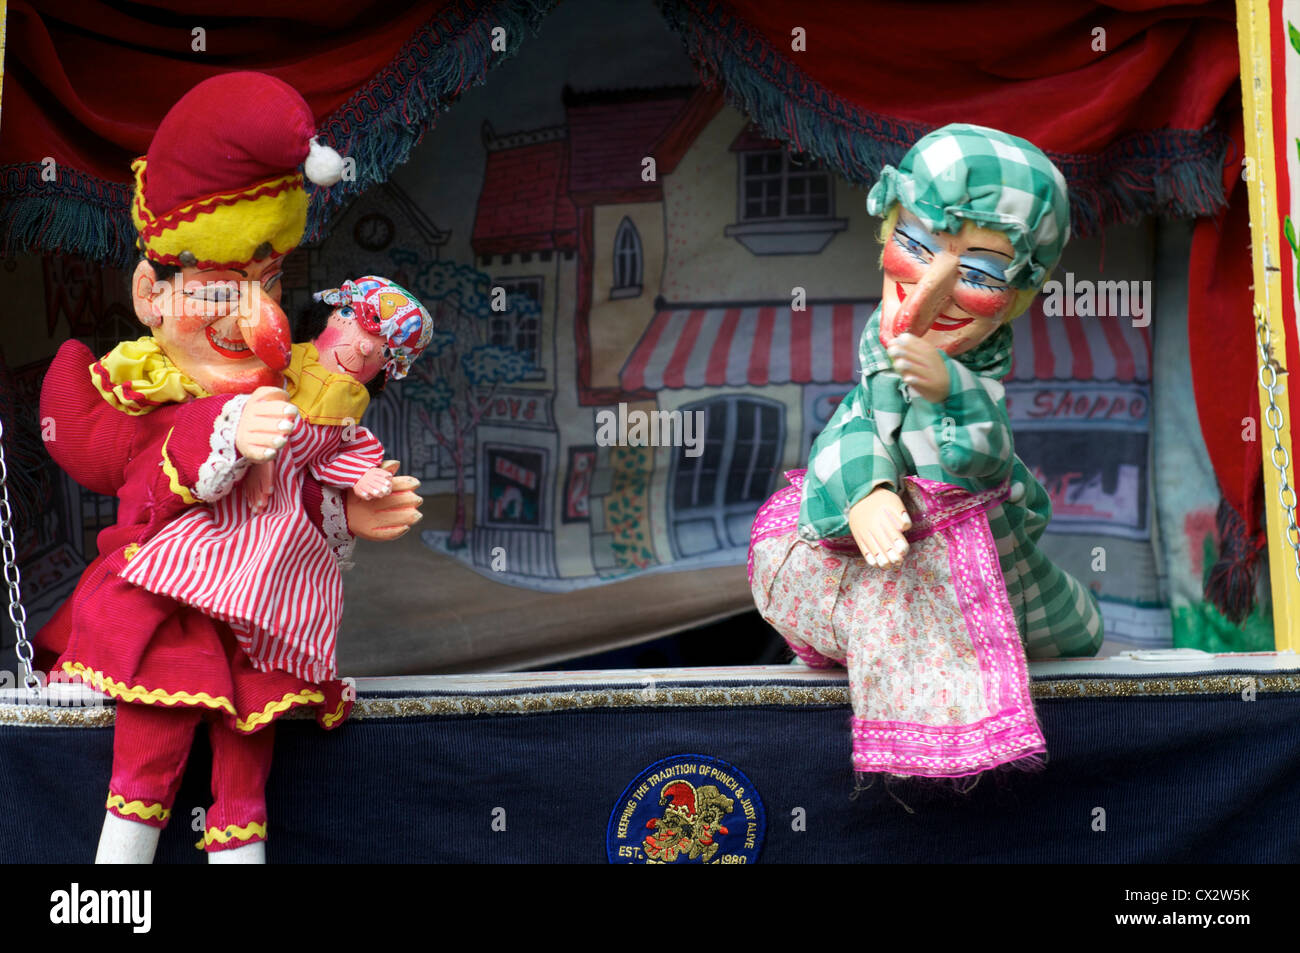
[1237,0,1300,648]
[0,1,7,119]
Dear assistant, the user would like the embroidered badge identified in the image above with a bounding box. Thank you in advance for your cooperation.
[607,754,765,864]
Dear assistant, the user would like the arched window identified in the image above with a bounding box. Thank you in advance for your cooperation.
[612,217,643,298]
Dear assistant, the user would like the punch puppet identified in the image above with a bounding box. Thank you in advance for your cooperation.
[35,73,423,863]
[749,124,1104,780]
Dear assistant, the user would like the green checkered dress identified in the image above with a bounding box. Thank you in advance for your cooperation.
[798,307,1103,659]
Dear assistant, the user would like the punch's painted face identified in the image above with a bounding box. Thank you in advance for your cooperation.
[879,210,1017,355]
[313,309,388,384]
[134,256,291,394]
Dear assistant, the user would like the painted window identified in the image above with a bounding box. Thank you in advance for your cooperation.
[740,151,832,221]
[484,447,545,528]
[613,217,643,296]
[490,277,543,366]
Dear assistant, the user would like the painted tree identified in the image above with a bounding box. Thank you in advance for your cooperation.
[393,253,537,548]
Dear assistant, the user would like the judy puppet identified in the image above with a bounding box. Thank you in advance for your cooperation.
[749,124,1104,780]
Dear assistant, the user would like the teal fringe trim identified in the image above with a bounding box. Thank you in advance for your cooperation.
[656,0,1229,238]
[305,0,559,242]
[0,166,137,269]
[0,0,559,267]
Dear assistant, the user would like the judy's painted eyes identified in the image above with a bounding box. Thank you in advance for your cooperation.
[958,266,1007,292]
[894,229,933,263]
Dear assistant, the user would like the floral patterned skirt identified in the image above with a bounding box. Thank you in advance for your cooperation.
[748,470,1044,779]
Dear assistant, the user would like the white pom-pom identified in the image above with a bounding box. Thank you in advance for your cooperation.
[305,137,345,187]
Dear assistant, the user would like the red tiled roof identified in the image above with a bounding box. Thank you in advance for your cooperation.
[565,89,694,197]
[472,138,578,256]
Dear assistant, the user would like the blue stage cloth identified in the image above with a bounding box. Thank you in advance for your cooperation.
[3,672,1298,863]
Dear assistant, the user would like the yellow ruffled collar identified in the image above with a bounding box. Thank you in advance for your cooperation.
[90,337,210,415]
[90,337,369,426]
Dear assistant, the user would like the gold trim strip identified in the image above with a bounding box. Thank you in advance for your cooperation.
[4,674,1298,726]
[1237,0,1300,643]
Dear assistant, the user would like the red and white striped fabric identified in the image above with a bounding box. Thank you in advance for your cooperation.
[621,303,873,390]
[1007,301,1151,382]
[121,422,384,683]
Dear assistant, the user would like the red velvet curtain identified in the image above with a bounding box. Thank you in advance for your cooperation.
[0,0,557,262]
[658,0,1240,235]
[1,0,446,181]
[688,0,1236,147]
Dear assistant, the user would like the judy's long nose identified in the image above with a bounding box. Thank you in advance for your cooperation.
[897,254,960,338]
[237,283,292,371]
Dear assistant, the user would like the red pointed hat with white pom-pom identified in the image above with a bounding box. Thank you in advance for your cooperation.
[130,71,344,270]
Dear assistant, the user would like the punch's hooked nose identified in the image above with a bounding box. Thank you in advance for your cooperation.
[238,284,292,371]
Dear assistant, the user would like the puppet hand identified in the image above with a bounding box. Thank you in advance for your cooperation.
[345,460,423,541]
[353,467,394,500]
[886,333,950,403]
[236,386,299,462]
[848,486,912,569]
[247,460,275,513]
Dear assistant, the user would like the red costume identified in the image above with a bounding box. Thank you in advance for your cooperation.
[38,339,353,850]
[38,71,356,859]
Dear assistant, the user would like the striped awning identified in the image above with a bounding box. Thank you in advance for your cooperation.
[1008,302,1152,383]
[621,302,874,390]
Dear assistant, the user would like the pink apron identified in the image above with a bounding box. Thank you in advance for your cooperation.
[748,470,1044,778]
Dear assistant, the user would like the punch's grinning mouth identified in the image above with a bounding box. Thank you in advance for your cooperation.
[206,326,252,358]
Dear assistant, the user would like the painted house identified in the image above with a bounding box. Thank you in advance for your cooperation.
[467,120,579,577]
[443,85,882,583]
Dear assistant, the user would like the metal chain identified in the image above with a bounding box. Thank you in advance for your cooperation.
[0,415,40,692]
[1254,304,1300,586]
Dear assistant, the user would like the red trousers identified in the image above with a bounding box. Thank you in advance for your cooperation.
[106,702,275,852]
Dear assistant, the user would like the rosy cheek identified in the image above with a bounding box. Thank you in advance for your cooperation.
[952,284,1015,320]
[167,311,213,334]
[314,325,345,350]
[881,238,927,283]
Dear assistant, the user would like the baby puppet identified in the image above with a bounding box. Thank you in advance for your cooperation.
[244,276,433,510]
[121,277,434,684]
[749,124,1103,779]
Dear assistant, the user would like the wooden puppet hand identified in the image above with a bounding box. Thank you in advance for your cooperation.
[886,333,950,403]
[247,459,275,514]
[235,386,299,462]
[848,485,913,569]
[353,466,394,501]
[345,460,423,541]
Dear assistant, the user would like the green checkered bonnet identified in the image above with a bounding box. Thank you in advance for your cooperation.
[867,123,1070,289]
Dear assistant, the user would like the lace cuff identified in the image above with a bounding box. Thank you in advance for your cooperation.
[321,486,355,570]
[195,395,252,502]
